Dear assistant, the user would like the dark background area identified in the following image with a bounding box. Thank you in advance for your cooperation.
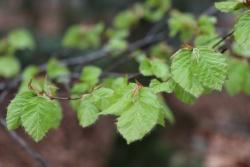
[1,0,250,167]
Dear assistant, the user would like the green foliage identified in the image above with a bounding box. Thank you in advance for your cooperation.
[139,56,170,81]
[76,88,114,127]
[225,59,250,95]
[215,0,245,13]
[171,47,228,97]
[7,92,62,142]
[144,0,171,21]
[63,23,104,49]
[80,66,102,87]
[8,29,35,50]
[234,11,250,50]
[0,56,20,77]
[149,79,175,94]
[5,0,250,144]
[101,84,173,144]
[168,10,196,42]
[47,58,69,83]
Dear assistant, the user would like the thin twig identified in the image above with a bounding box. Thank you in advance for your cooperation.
[212,30,234,49]
[0,118,48,167]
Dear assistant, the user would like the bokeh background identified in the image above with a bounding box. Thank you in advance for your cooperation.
[1,0,250,167]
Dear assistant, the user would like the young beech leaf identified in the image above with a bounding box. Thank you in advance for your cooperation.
[0,56,20,78]
[117,88,162,144]
[80,66,102,87]
[139,57,170,81]
[74,87,114,127]
[157,95,175,126]
[47,58,69,83]
[243,68,250,95]
[215,0,245,13]
[21,94,62,142]
[168,10,196,42]
[225,59,248,96]
[6,92,35,130]
[100,84,134,116]
[171,49,204,97]
[174,83,196,104]
[234,11,250,50]
[149,79,175,94]
[144,0,171,22]
[7,92,62,142]
[8,29,35,50]
[171,47,228,97]
[77,98,99,127]
[192,48,228,90]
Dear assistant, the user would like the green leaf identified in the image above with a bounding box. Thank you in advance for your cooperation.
[149,79,175,93]
[139,57,170,81]
[225,59,248,96]
[22,66,39,81]
[234,11,250,50]
[0,56,20,78]
[215,1,245,13]
[243,68,250,95]
[80,66,102,86]
[63,23,104,49]
[100,85,134,116]
[144,0,171,22]
[8,29,35,50]
[77,98,99,127]
[117,88,161,144]
[192,48,228,90]
[113,10,139,29]
[21,94,62,142]
[47,58,69,83]
[168,10,196,42]
[171,47,227,97]
[6,92,35,130]
[171,49,204,97]
[198,15,217,35]
[75,87,114,127]
[106,38,128,54]
[174,83,196,104]
[7,92,62,142]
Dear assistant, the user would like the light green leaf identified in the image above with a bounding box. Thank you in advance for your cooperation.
[117,88,160,144]
[47,58,69,83]
[225,59,248,96]
[6,92,35,130]
[234,11,250,50]
[215,1,245,13]
[77,98,99,127]
[149,79,175,93]
[192,47,228,90]
[139,57,170,81]
[171,49,204,97]
[20,94,62,142]
[0,56,20,78]
[243,68,250,95]
[144,0,171,22]
[168,10,196,42]
[171,47,227,97]
[8,29,35,50]
[80,66,102,86]
[63,23,104,49]
[174,83,196,104]
[22,66,39,81]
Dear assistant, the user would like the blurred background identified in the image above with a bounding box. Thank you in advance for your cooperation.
[1,0,250,167]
